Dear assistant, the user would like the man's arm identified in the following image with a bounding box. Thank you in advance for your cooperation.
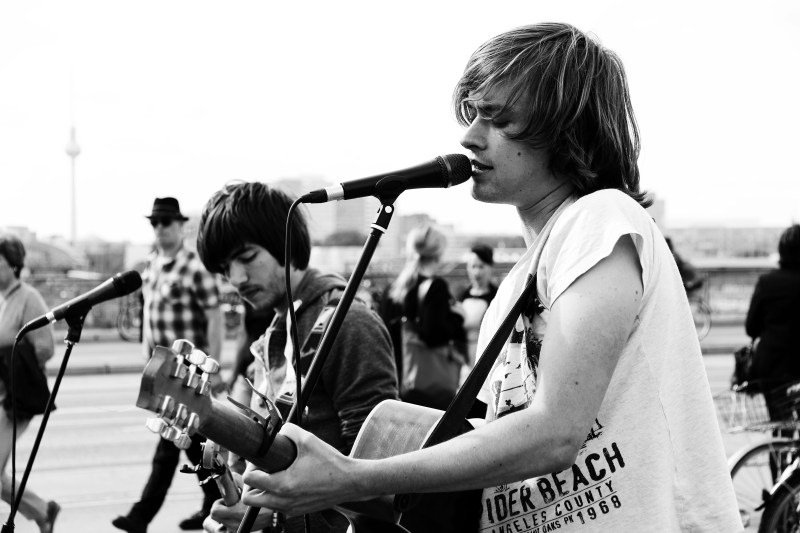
[242,235,642,516]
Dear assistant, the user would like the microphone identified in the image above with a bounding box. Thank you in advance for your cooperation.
[298,154,472,203]
[16,270,143,339]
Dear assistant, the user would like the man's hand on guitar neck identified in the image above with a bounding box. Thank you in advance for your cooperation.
[242,423,367,517]
[203,471,276,532]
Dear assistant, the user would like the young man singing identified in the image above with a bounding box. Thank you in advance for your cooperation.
[239,23,741,532]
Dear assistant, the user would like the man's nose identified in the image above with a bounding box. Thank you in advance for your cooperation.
[227,263,247,286]
[460,118,487,152]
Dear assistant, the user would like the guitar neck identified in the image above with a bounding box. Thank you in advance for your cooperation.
[200,397,297,473]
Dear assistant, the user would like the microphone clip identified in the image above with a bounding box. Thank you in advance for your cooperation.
[64,313,88,345]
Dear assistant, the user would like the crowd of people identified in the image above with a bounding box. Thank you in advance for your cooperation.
[5,20,799,533]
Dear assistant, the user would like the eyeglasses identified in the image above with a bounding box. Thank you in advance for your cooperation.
[150,218,175,228]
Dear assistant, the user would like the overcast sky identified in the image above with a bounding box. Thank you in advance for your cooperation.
[1,0,798,245]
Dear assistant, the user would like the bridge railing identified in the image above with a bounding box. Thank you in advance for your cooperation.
[25,257,773,332]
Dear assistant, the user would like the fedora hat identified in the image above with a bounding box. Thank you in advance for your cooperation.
[146,197,189,221]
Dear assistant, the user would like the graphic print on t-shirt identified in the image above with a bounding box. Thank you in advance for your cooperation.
[483,275,627,532]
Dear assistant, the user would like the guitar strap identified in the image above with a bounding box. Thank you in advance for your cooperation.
[391,274,540,518]
[419,200,565,449]
[273,290,343,418]
[420,275,538,447]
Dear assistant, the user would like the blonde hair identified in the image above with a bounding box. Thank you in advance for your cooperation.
[453,22,650,207]
[389,225,446,304]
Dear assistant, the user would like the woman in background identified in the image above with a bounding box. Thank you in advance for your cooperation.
[0,235,60,533]
[458,243,498,367]
[387,225,466,410]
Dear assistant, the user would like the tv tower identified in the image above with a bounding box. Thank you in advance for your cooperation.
[65,126,81,244]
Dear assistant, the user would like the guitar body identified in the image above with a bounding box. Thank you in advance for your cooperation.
[345,400,482,533]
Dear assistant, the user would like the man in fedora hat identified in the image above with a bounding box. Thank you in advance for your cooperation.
[112,197,223,533]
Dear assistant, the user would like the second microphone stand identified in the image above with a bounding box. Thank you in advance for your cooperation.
[2,314,86,533]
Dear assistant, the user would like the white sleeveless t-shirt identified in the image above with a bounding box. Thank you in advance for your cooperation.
[476,190,741,533]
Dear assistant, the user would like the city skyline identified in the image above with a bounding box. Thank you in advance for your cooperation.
[2,1,798,244]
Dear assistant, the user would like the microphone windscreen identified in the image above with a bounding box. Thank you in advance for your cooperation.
[440,154,472,187]
[113,270,143,295]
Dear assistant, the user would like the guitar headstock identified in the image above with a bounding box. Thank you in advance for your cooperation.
[137,339,221,449]
[137,339,298,474]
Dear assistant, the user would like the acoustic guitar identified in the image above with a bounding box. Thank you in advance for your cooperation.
[136,340,481,533]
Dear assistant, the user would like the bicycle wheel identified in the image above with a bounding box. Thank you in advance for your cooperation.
[117,308,141,343]
[690,298,712,341]
[759,467,800,532]
[731,439,799,530]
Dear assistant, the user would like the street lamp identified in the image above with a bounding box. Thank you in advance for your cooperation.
[65,126,81,245]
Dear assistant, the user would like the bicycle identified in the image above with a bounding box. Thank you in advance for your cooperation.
[686,273,712,341]
[117,289,143,342]
[753,382,800,532]
[758,458,800,533]
[716,382,800,531]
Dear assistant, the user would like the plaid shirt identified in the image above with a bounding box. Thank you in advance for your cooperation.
[142,244,220,353]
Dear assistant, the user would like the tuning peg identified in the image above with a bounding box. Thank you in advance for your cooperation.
[145,417,168,434]
[173,403,189,426]
[172,339,195,355]
[157,395,176,420]
[170,340,194,378]
[186,349,208,367]
[173,430,192,450]
[200,358,220,374]
[184,369,200,390]
[160,425,181,441]
[181,349,208,390]
[196,373,212,397]
[185,412,199,436]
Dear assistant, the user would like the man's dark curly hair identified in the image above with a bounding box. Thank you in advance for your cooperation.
[196,181,310,274]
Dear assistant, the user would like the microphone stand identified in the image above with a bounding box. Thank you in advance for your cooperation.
[291,199,396,412]
[2,314,86,533]
[237,198,397,533]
